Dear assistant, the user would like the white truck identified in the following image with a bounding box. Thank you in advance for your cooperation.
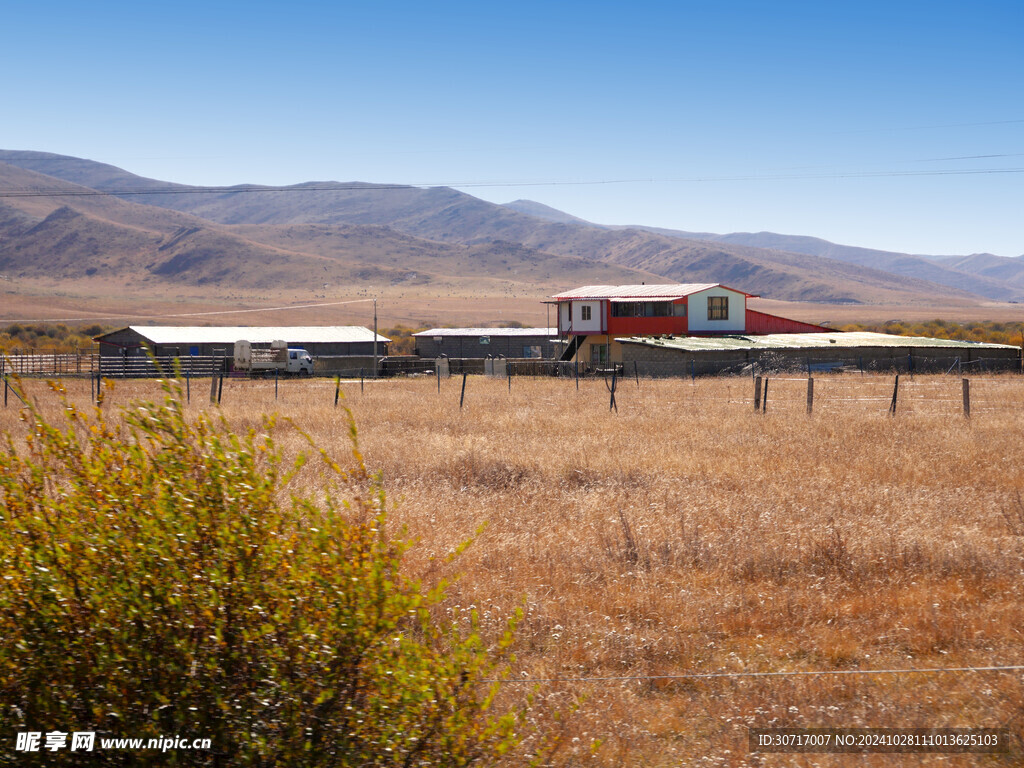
[233,340,314,376]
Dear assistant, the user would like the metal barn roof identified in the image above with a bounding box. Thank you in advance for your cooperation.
[618,331,1018,352]
[413,327,556,337]
[549,284,756,300]
[102,326,390,344]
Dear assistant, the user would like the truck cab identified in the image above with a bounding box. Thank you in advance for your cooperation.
[286,348,314,375]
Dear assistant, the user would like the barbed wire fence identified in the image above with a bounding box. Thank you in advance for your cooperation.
[5,350,1024,421]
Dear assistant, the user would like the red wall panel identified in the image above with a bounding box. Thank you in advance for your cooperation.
[745,309,830,334]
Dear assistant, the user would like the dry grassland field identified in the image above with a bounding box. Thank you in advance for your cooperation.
[3,372,1024,766]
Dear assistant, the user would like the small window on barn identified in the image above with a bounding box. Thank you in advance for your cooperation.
[581,305,592,321]
[708,296,729,321]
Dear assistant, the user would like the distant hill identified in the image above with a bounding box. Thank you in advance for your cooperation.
[499,200,1024,302]
[0,150,1011,306]
[595,225,1019,302]
[683,231,1022,302]
[933,252,1024,292]
[0,158,660,293]
[502,199,594,225]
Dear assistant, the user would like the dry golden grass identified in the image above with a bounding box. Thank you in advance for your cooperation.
[4,373,1023,766]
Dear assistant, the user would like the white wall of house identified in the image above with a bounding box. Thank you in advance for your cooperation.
[686,287,746,333]
[570,301,603,333]
[558,302,571,333]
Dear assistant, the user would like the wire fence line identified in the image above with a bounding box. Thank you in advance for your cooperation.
[1,346,1021,380]
[0,351,100,376]
[5,355,1024,420]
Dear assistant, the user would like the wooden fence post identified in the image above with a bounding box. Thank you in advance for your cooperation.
[335,376,341,407]
[806,376,814,415]
[459,371,467,409]
[762,377,769,413]
[889,374,899,415]
[962,377,970,418]
[753,376,762,411]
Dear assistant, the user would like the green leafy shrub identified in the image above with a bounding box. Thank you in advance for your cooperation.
[0,381,533,766]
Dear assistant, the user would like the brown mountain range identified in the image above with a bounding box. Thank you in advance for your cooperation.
[0,159,659,297]
[0,150,1017,325]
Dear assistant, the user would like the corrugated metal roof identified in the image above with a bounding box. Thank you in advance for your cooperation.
[413,328,556,337]
[618,331,1019,352]
[116,326,390,344]
[608,296,682,302]
[550,284,722,300]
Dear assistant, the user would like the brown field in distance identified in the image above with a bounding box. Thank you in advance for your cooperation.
[4,372,1022,766]
[0,285,552,328]
[6,282,1024,331]
[751,298,1024,326]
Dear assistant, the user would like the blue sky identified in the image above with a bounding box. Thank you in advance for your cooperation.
[3,0,1022,256]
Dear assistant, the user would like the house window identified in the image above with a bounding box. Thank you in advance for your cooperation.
[610,301,673,318]
[581,305,592,321]
[708,296,729,321]
[590,343,609,364]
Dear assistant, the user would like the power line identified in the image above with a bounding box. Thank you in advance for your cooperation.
[0,166,1022,200]
[1,298,377,325]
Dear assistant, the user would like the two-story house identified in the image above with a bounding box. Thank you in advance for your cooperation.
[549,283,826,364]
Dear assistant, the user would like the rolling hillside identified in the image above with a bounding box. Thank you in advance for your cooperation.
[601,223,1024,302]
[0,150,1013,306]
[0,158,661,295]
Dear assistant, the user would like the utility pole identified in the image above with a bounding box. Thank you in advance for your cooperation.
[373,297,378,378]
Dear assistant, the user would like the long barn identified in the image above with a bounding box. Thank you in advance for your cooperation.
[618,331,1021,375]
[95,326,390,362]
